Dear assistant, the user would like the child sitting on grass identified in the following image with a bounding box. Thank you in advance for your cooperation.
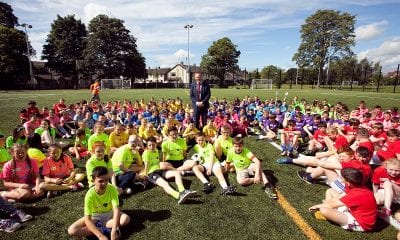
[68,166,130,239]
[143,137,197,204]
[372,158,400,220]
[192,133,236,195]
[0,144,44,202]
[309,168,377,232]
[278,119,301,157]
[225,136,277,199]
[39,144,85,198]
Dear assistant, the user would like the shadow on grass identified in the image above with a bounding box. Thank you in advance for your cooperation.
[121,209,172,236]
[264,169,278,185]
[20,206,50,217]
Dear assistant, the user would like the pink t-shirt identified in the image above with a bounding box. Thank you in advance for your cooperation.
[1,159,39,185]
[42,155,74,179]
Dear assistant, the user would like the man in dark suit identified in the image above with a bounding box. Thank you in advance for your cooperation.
[190,72,211,130]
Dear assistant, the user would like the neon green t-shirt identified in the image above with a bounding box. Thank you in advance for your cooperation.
[226,147,254,171]
[84,184,119,216]
[214,136,233,156]
[193,143,214,164]
[161,137,187,161]
[142,149,161,174]
[34,127,56,138]
[88,133,110,153]
[86,156,113,186]
[111,144,141,175]
[0,147,11,172]
[6,136,27,149]
[27,148,46,168]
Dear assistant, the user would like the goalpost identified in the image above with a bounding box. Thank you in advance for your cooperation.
[341,81,359,86]
[100,79,132,90]
[250,79,273,90]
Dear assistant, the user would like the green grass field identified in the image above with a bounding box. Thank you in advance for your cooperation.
[0,88,399,240]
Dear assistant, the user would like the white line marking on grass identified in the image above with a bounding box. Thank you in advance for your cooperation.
[0,93,56,100]
[320,92,400,101]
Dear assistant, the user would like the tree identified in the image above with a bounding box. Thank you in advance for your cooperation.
[200,37,240,87]
[292,9,355,89]
[82,14,146,82]
[0,2,18,28]
[42,15,87,88]
[0,26,29,89]
[0,2,32,89]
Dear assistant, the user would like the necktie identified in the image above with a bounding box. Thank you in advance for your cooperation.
[197,83,201,101]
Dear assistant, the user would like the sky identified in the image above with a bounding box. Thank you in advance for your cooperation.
[7,0,400,73]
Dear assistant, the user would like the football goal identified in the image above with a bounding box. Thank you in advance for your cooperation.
[100,79,132,90]
[250,79,273,90]
[341,81,359,86]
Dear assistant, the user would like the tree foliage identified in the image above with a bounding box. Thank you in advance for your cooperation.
[0,2,32,89]
[0,2,18,28]
[82,14,146,80]
[293,9,355,88]
[0,26,29,89]
[200,37,240,87]
[42,15,87,80]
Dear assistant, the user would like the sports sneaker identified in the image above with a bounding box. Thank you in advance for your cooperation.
[297,170,313,184]
[0,219,21,233]
[263,183,278,199]
[123,188,133,195]
[378,207,391,220]
[178,190,197,204]
[202,182,215,194]
[71,183,85,192]
[95,220,111,235]
[10,210,33,223]
[221,185,237,196]
[181,170,194,176]
[134,180,147,190]
[280,150,287,156]
[302,149,315,156]
[312,210,327,220]
[276,157,292,164]
[289,150,299,159]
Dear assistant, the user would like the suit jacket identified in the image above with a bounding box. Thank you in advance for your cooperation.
[190,81,211,110]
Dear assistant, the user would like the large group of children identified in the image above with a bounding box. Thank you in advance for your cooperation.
[0,95,400,239]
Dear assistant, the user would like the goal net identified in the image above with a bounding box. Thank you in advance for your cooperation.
[341,81,359,86]
[100,79,132,90]
[250,79,273,90]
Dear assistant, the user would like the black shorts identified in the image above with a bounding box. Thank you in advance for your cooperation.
[147,170,167,185]
[166,160,184,168]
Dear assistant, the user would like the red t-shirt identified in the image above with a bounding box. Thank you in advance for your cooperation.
[54,103,66,116]
[313,130,327,145]
[334,135,349,150]
[341,187,377,231]
[357,140,374,154]
[344,125,357,137]
[372,165,400,188]
[377,140,400,161]
[341,160,371,183]
[42,155,74,179]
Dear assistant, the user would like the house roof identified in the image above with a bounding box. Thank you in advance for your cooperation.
[148,68,170,75]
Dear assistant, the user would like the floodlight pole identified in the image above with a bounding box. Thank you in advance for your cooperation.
[184,24,193,87]
[18,23,35,88]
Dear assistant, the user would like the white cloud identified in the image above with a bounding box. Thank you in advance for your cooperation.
[83,3,111,24]
[155,49,195,68]
[355,21,388,41]
[358,37,400,71]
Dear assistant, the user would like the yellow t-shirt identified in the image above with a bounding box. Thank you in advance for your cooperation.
[84,184,119,216]
[109,131,129,148]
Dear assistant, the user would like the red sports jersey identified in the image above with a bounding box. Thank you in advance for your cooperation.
[372,165,400,188]
[341,187,377,231]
